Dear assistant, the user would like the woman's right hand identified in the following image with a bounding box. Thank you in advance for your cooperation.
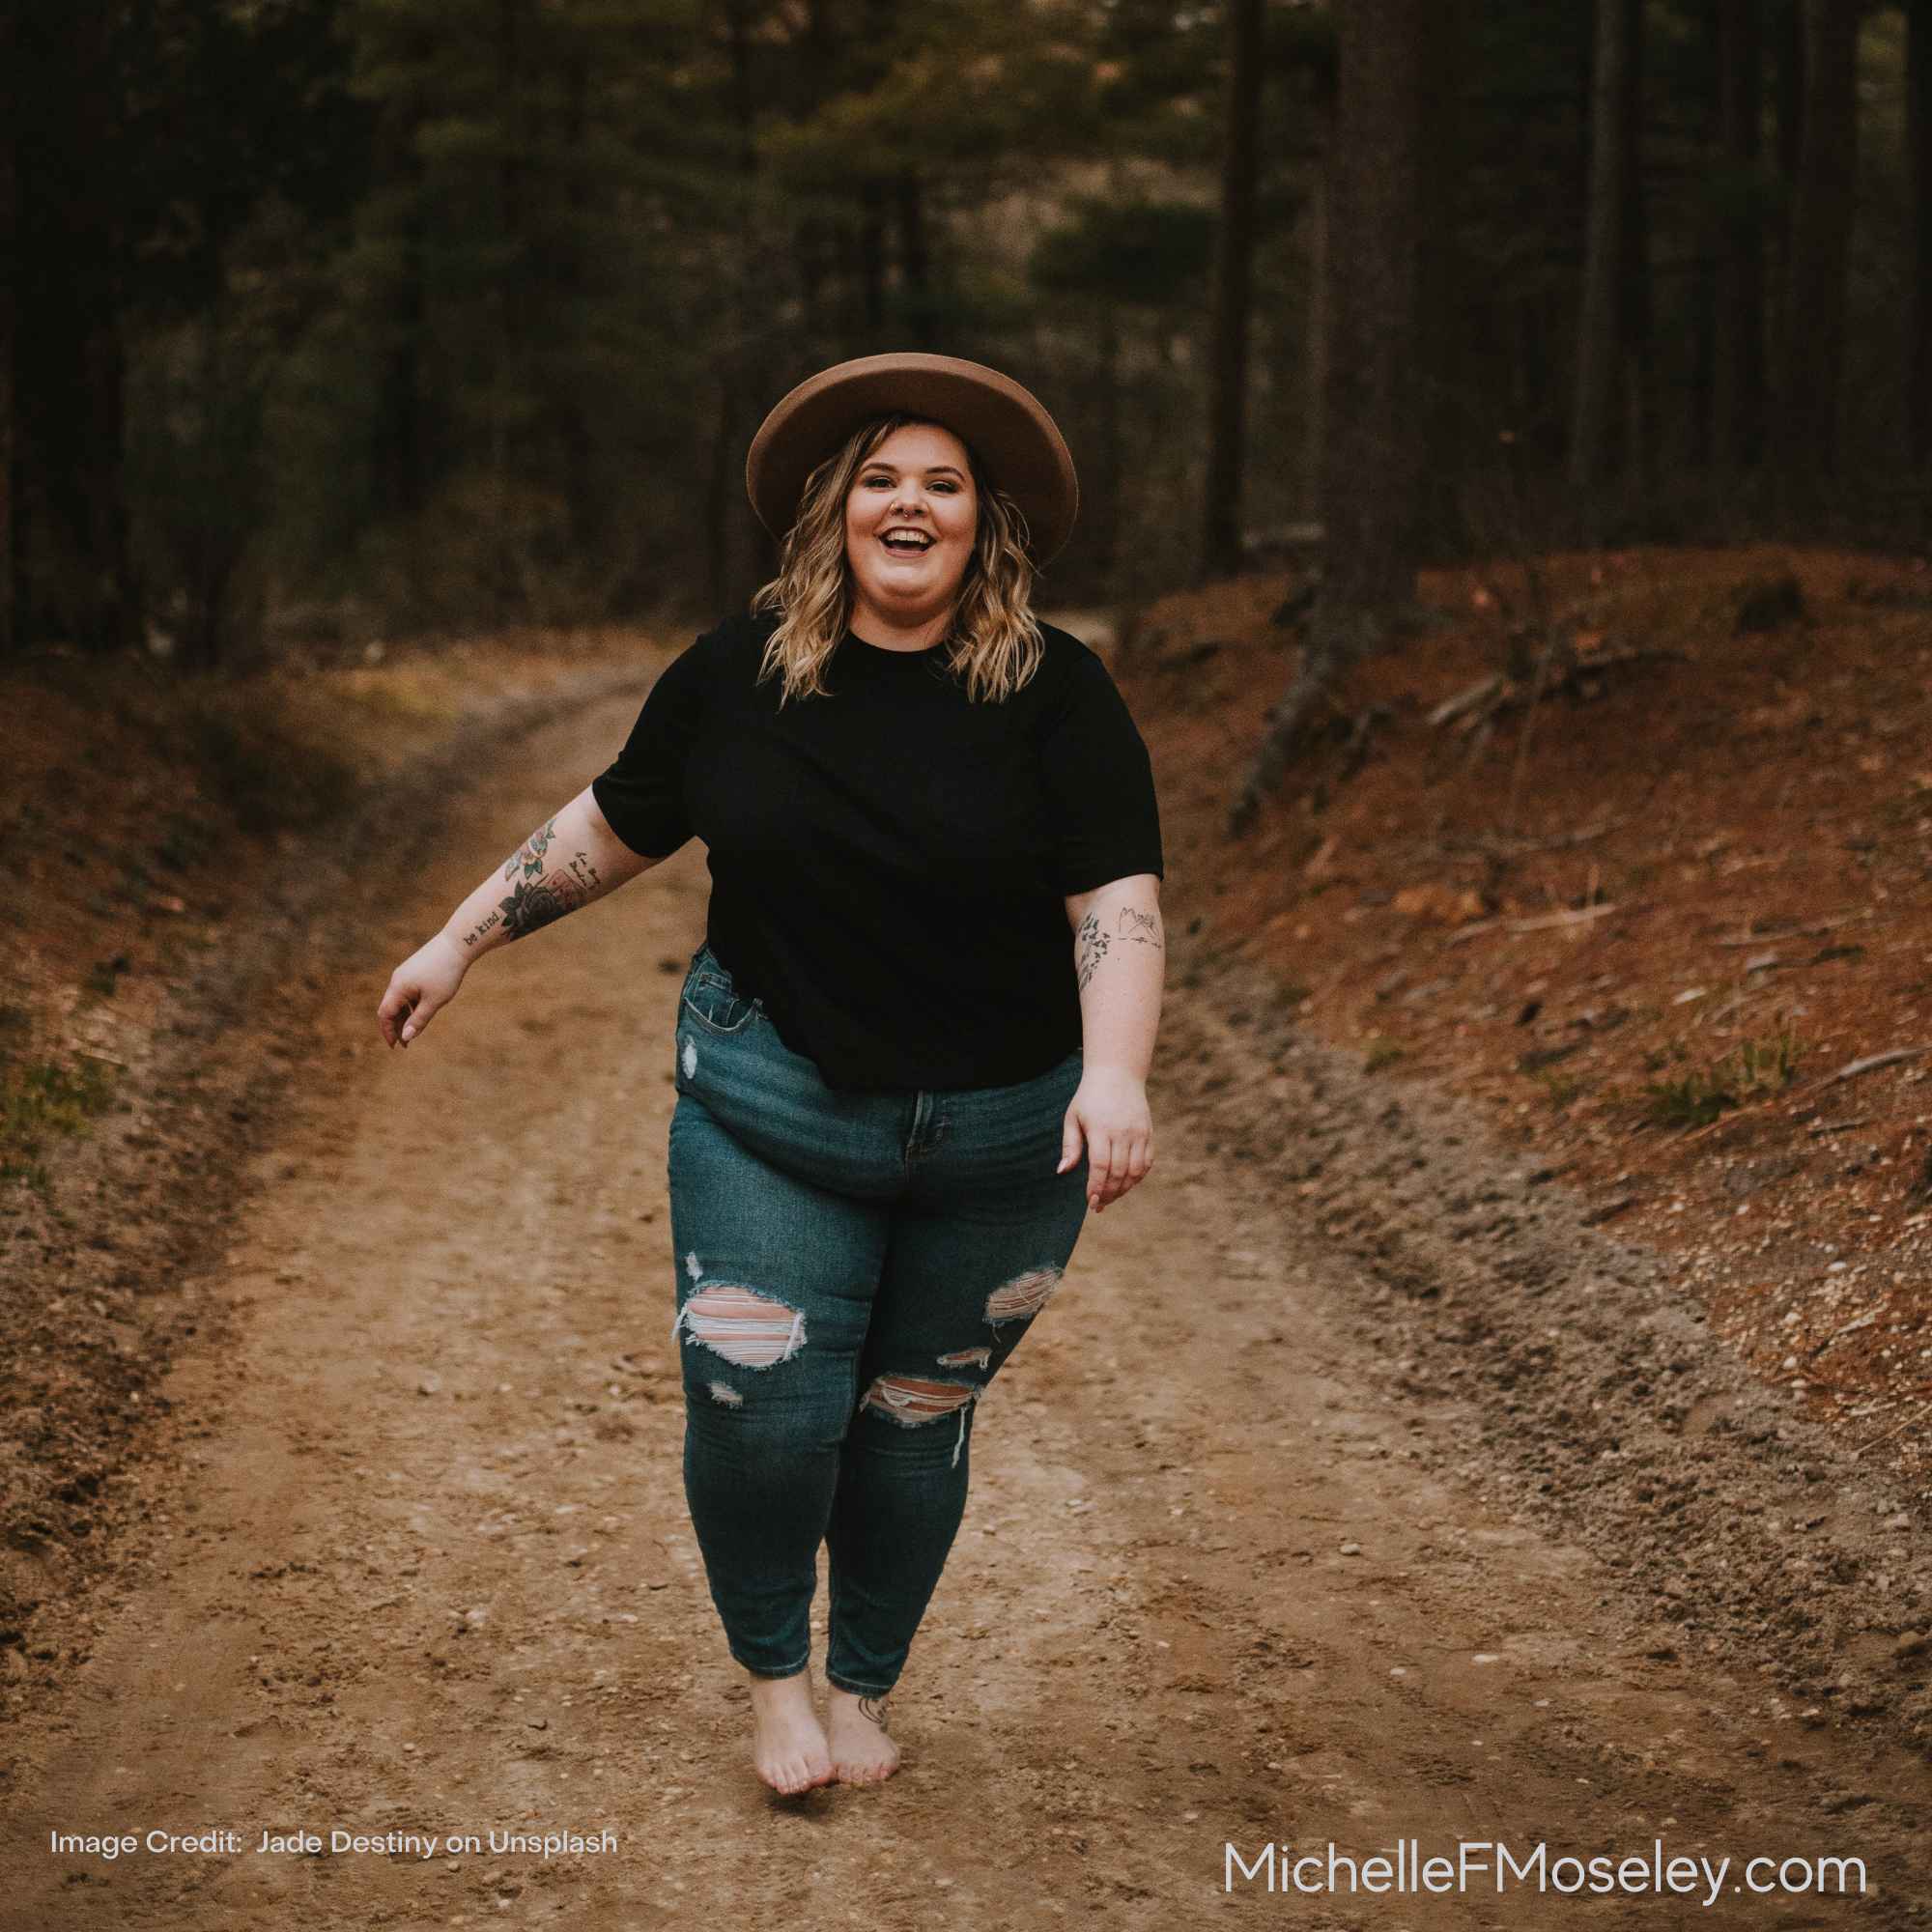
[378,932,469,1049]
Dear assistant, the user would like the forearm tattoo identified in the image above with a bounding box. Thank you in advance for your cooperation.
[1076,904,1163,989]
[453,818,605,948]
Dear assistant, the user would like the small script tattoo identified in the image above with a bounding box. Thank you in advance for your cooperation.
[858,1694,891,1731]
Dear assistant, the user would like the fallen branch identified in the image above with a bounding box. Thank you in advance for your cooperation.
[1505,901,1621,934]
[1712,908,1878,948]
[1852,1398,1932,1461]
[1428,675,1502,729]
[1426,646,1691,743]
[1443,900,1625,947]
[1828,1047,1929,1086]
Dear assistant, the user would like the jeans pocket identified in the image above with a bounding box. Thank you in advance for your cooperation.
[680,966,757,1037]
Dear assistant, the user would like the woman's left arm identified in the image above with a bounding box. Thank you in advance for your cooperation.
[1057,872,1165,1211]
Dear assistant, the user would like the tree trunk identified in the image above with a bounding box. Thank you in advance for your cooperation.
[1776,0,1858,482]
[1200,0,1263,583]
[1768,0,1804,390]
[80,321,135,655]
[1301,156,1329,526]
[896,174,934,348]
[1690,1,1718,475]
[1715,0,1769,472]
[1232,0,1426,833]
[1616,0,1656,510]
[1908,0,1932,466]
[558,43,594,559]
[0,0,14,658]
[1094,301,1122,583]
[705,0,763,614]
[374,62,429,625]
[792,0,837,341]
[1415,0,1469,545]
[1317,0,1425,616]
[1570,0,1634,498]
[858,178,887,333]
[492,0,532,623]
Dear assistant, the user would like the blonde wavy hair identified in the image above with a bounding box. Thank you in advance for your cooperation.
[749,412,1046,705]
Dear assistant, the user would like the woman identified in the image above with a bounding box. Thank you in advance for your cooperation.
[376,353,1165,1796]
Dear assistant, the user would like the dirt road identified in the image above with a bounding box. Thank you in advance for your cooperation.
[4,683,1927,1928]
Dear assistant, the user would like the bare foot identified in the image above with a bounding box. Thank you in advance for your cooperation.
[825,1685,900,1785]
[746,1669,834,1795]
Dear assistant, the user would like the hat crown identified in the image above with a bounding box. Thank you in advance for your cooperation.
[745,353,1079,566]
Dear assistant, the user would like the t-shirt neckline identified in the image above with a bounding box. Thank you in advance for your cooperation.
[844,627,946,660]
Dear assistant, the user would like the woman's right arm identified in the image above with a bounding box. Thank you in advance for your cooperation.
[376,784,666,1049]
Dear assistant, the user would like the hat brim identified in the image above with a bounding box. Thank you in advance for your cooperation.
[745,353,1079,567]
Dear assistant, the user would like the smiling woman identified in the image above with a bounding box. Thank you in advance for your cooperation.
[377,351,1164,1804]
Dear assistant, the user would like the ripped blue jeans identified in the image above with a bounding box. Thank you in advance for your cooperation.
[666,944,1090,1696]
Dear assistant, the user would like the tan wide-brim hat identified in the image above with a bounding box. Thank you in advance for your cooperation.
[745,352,1080,566]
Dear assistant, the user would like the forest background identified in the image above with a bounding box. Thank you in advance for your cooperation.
[9,0,1931,674]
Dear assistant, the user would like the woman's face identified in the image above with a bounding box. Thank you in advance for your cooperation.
[841,421,979,638]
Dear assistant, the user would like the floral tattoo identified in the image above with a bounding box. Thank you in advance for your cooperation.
[453,818,604,947]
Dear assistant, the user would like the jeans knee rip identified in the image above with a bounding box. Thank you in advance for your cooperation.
[862,1375,979,1468]
[670,1277,807,1369]
[984,1264,1063,1325]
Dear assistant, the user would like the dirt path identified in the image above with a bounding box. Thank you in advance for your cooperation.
[3,688,1926,1929]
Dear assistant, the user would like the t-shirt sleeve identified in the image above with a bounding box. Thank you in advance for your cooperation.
[1037,646,1165,895]
[589,630,713,858]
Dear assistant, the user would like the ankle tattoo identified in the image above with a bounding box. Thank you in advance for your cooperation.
[858,1694,891,1731]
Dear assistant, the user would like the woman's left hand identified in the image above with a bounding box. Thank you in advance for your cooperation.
[1058,1065,1153,1213]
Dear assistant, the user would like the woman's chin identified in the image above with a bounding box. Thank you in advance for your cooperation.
[854,578,965,621]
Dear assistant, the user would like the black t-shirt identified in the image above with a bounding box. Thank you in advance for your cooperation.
[590,610,1164,1092]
